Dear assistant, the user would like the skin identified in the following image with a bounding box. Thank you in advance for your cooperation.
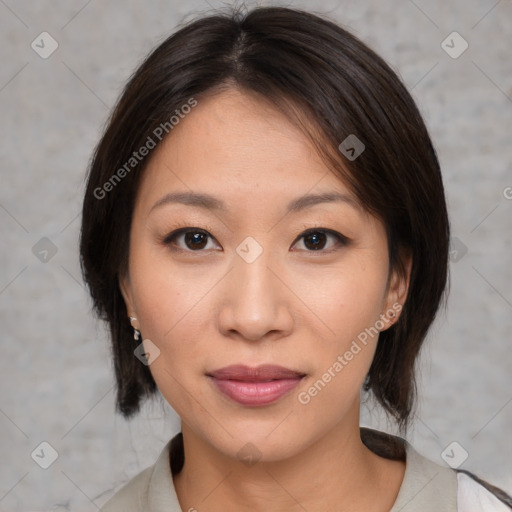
[120,88,412,512]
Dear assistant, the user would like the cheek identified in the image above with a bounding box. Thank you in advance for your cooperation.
[127,245,224,384]
[293,257,387,345]
[129,242,215,337]
[293,266,383,424]
[130,257,214,418]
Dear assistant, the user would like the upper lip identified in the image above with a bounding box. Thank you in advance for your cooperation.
[206,364,306,381]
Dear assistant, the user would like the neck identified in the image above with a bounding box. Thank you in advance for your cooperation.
[173,413,404,512]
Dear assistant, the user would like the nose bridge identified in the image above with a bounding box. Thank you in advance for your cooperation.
[235,239,274,298]
[219,236,291,340]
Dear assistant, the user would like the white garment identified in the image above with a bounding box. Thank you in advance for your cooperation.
[457,473,511,511]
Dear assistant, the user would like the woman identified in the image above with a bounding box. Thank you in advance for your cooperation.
[79,6,512,511]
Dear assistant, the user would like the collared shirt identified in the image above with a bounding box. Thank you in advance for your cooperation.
[100,428,511,511]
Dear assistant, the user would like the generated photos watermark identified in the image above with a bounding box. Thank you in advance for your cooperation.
[297,302,402,405]
[94,97,198,200]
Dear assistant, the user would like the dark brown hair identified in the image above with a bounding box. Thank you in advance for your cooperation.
[79,6,450,431]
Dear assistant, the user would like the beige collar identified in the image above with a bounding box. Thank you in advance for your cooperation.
[104,428,458,511]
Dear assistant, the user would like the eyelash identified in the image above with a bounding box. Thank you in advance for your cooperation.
[161,226,350,254]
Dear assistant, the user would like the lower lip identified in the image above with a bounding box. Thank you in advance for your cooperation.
[208,376,304,406]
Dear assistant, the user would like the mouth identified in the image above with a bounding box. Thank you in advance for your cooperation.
[206,364,307,406]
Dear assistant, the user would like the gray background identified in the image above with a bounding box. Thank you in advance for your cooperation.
[1,0,511,510]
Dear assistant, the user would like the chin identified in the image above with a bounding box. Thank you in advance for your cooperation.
[210,420,312,464]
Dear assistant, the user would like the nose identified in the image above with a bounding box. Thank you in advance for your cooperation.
[217,247,294,343]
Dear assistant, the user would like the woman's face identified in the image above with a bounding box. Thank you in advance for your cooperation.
[120,89,409,462]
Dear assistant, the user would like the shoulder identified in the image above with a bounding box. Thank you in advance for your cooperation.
[401,443,512,511]
[361,428,511,512]
[456,471,512,511]
[100,466,153,512]
[99,433,183,512]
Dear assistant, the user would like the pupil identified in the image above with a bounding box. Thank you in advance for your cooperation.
[305,232,326,251]
[185,232,207,250]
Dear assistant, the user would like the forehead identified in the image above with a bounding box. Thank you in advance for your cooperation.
[136,89,358,215]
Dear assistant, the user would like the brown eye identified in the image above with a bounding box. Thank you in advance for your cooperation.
[163,228,220,252]
[292,229,349,252]
[303,231,327,250]
[184,231,208,250]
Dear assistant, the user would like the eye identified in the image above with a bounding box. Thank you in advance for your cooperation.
[162,227,349,253]
[162,228,220,252]
[291,228,349,252]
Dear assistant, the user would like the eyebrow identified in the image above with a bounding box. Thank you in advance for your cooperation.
[149,191,361,215]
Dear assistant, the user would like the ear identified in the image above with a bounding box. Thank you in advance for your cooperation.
[381,248,412,329]
[119,272,137,320]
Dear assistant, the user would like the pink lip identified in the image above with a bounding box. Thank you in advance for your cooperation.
[206,364,306,406]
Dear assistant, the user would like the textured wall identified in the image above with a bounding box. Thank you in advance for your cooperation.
[0,0,511,510]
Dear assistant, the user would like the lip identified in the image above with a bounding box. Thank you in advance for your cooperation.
[206,364,306,406]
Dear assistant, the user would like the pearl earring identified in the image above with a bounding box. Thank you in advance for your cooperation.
[129,316,141,341]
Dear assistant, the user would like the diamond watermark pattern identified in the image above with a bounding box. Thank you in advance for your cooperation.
[441,31,468,59]
[31,441,59,469]
[338,134,365,161]
[32,237,58,263]
[449,236,468,263]
[31,32,59,59]
[237,442,262,467]
[134,339,161,366]
[441,441,469,468]
[236,236,263,264]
